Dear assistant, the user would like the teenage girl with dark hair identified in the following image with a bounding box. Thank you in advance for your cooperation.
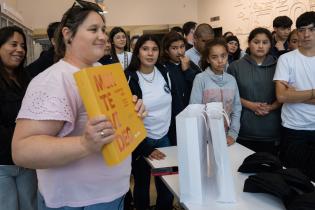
[190,38,241,146]
[225,35,245,64]
[160,31,201,145]
[110,27,132,70]
[228,27,282,153]
[125,34,174,210]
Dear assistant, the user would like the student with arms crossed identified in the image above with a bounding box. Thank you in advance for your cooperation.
[274,12,315,181]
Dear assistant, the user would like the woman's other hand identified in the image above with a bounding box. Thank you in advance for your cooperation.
[133,95,147,118]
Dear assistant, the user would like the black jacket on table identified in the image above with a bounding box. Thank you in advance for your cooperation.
[125,64,172,159]
[0,74,30,165]
[160,60,201,145]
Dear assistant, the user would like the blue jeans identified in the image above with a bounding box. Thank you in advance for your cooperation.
[38,192,124,210]
[132,135,174,210]
[0,165,37,210]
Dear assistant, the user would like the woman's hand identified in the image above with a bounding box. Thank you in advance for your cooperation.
[80,116,115,153]
[148,149,166,161]
[133,95,147,118]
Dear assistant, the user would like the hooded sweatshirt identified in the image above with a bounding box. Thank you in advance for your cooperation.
[190,67,242,140]
[227,54,281,142]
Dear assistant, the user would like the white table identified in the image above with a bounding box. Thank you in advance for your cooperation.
[147,144,285,210]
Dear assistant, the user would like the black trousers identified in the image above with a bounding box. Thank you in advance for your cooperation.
[237,137,278,154]
[132,156,174,210]
[280,127,315,182]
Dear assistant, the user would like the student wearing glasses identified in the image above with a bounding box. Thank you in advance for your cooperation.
[12,1,145,209]
[274,12,315,181]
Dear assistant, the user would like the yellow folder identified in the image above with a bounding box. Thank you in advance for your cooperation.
[74,63,147,166]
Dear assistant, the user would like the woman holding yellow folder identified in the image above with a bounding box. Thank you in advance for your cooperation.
[11,1,145,209]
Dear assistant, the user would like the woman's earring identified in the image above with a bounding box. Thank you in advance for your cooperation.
[67,38,72,44]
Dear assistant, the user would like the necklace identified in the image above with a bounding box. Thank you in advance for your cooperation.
[139,69,156,83]
[123,52,128,70]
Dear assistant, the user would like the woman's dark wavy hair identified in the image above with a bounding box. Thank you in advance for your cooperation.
[200,38,228,71]
[246,27,272,55]
[125,34,160,72]
[225,35,241,61]
[54,0,105,60]
[160,31,186,63]
[0,26,29,88]
[109,27,129,63]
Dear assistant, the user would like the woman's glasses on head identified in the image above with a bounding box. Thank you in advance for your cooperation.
[66,0,103,17]
[73,0,103,13]
[61,0,103,26]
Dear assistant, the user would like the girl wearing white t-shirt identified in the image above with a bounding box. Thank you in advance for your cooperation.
[110,27,132,70]
[125,34,174,210]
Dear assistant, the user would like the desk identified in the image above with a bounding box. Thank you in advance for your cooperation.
[147,146,178,168]
[147,144,285,210]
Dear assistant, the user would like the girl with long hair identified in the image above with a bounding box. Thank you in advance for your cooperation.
[110,27,132,70]
[125,34,174,210]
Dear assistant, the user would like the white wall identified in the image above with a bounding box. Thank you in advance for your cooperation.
[16,0,73,29]
[3,0,314,46]
[2,0,197,30]
[105,0,198,27]
[0,0,16,7]
[198,0,315,48]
